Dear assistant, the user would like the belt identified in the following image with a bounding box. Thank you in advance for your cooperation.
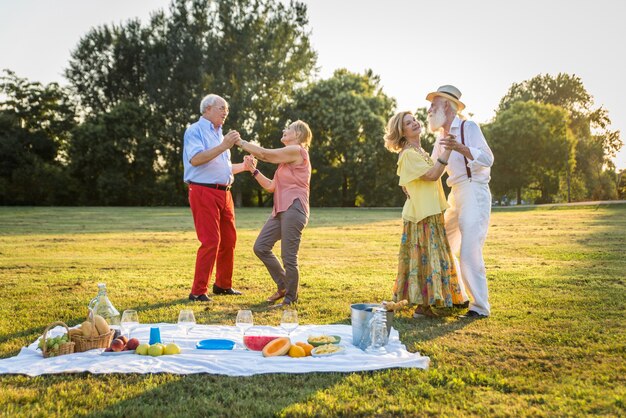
[188,181,232,191]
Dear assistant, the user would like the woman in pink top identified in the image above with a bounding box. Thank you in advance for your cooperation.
[237,120,312,308]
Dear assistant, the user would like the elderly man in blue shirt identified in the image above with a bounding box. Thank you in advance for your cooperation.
[183,94,251,302]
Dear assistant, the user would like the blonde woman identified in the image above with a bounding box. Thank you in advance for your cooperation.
[384,111,466,317]
[237,121,312,308]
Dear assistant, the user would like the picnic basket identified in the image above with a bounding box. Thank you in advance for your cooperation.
[71,313,114,352]
[41,321,75,358]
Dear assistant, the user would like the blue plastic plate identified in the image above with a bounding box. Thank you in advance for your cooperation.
[196,339,235,350]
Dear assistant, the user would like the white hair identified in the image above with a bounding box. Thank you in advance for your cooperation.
[447,99,458,113]
[199,94,225,114]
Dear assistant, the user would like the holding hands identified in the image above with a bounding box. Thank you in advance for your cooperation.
[224,130,241,148]
[244,155,257,172]
[439,134,460,152]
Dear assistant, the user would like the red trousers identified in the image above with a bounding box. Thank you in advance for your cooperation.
[188,184,236,295]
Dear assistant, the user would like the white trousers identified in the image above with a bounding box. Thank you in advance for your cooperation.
[445,181,492,316]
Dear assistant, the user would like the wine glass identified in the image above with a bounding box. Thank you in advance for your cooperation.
[121,310,139,338]
[235,310,254,335]
[280,309,298,337]
[178,309,196,337]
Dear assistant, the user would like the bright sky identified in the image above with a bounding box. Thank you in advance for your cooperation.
[1,0,625,169]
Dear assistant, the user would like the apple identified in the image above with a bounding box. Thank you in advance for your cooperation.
[110,338,125,352]
[126,338,140,351]
[118,335,129,345]
[135,343,150,355]
[148,343,164,357]
[163,343,181,355]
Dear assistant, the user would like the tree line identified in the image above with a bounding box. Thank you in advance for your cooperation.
[1,0,623,207]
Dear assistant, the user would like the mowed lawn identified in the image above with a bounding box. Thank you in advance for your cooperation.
[0,205,624,417]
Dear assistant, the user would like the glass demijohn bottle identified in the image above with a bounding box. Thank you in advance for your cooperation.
[365,307,388,354]
[88,283,121,326]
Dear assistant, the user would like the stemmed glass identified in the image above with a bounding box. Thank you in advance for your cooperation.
[177,309,196,337]
[121,310,139,338]
[235,310,254,335]
[280,309,298,337]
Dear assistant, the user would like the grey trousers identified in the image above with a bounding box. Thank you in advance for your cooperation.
[253,199,308,304]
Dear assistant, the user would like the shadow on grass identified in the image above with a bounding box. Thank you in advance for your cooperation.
[78,372,346,418]
[4,204,624,236]
[0,207,402,236]
[392,310,477,348]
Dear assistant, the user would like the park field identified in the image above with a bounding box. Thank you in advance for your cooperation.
[0,205,624,417]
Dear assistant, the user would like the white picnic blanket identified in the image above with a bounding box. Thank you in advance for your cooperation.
[0,324,429,376]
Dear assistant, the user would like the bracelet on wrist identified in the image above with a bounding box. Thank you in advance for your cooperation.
[437,157,448,165]
[252,169,260,177]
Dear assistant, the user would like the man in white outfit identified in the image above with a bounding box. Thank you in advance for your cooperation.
[427,85,494,318]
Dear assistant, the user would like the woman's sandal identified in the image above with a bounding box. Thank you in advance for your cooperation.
[413,306,438,318]
[266,289,286,303]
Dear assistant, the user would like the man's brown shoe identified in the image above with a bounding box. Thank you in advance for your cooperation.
[266,289,286,302]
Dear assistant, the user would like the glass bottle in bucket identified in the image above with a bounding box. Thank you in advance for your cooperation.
[365,307,388,354]
[88,283,121,327]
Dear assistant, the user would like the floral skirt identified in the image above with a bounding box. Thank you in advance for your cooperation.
[393,213,464,307]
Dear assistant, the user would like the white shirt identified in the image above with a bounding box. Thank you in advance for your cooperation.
[432,116,494,186]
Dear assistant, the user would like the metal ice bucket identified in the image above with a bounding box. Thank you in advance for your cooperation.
[351,303,393,350]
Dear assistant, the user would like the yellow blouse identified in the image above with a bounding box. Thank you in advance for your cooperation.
[397,148,448,223]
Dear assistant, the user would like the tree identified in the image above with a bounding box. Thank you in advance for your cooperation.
[497,73,622,201]
[484,101,576,204]
[288,69,399,207]
[67,101,159,205]
[618,169,626,199]
[0,70,76,204]
[65,0,316,205]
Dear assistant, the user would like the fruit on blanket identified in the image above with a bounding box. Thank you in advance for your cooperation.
[243,335,281,351]
[148,343,164,357]
[136,343,150,355]
[93,315,111,335]
[288,345,306,358]
[295,342,314,356]
[80,321,99,338]
[126,338,140,351]
[262,337,291,357]
[118,335,129,345]
[110,338,125,352]
[164,343,181,355]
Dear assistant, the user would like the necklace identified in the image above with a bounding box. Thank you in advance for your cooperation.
[404,142,433,166]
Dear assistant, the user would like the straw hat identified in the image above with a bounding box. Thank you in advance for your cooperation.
[425,85,465,111]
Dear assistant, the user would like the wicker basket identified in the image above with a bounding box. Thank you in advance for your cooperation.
[72,329,114,352]
[41,321,75,358]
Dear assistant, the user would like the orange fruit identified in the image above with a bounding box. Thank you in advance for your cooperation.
[295,341,314,356]
[288,344,306,358]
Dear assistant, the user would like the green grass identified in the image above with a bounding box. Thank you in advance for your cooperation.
[0,205,625,417]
